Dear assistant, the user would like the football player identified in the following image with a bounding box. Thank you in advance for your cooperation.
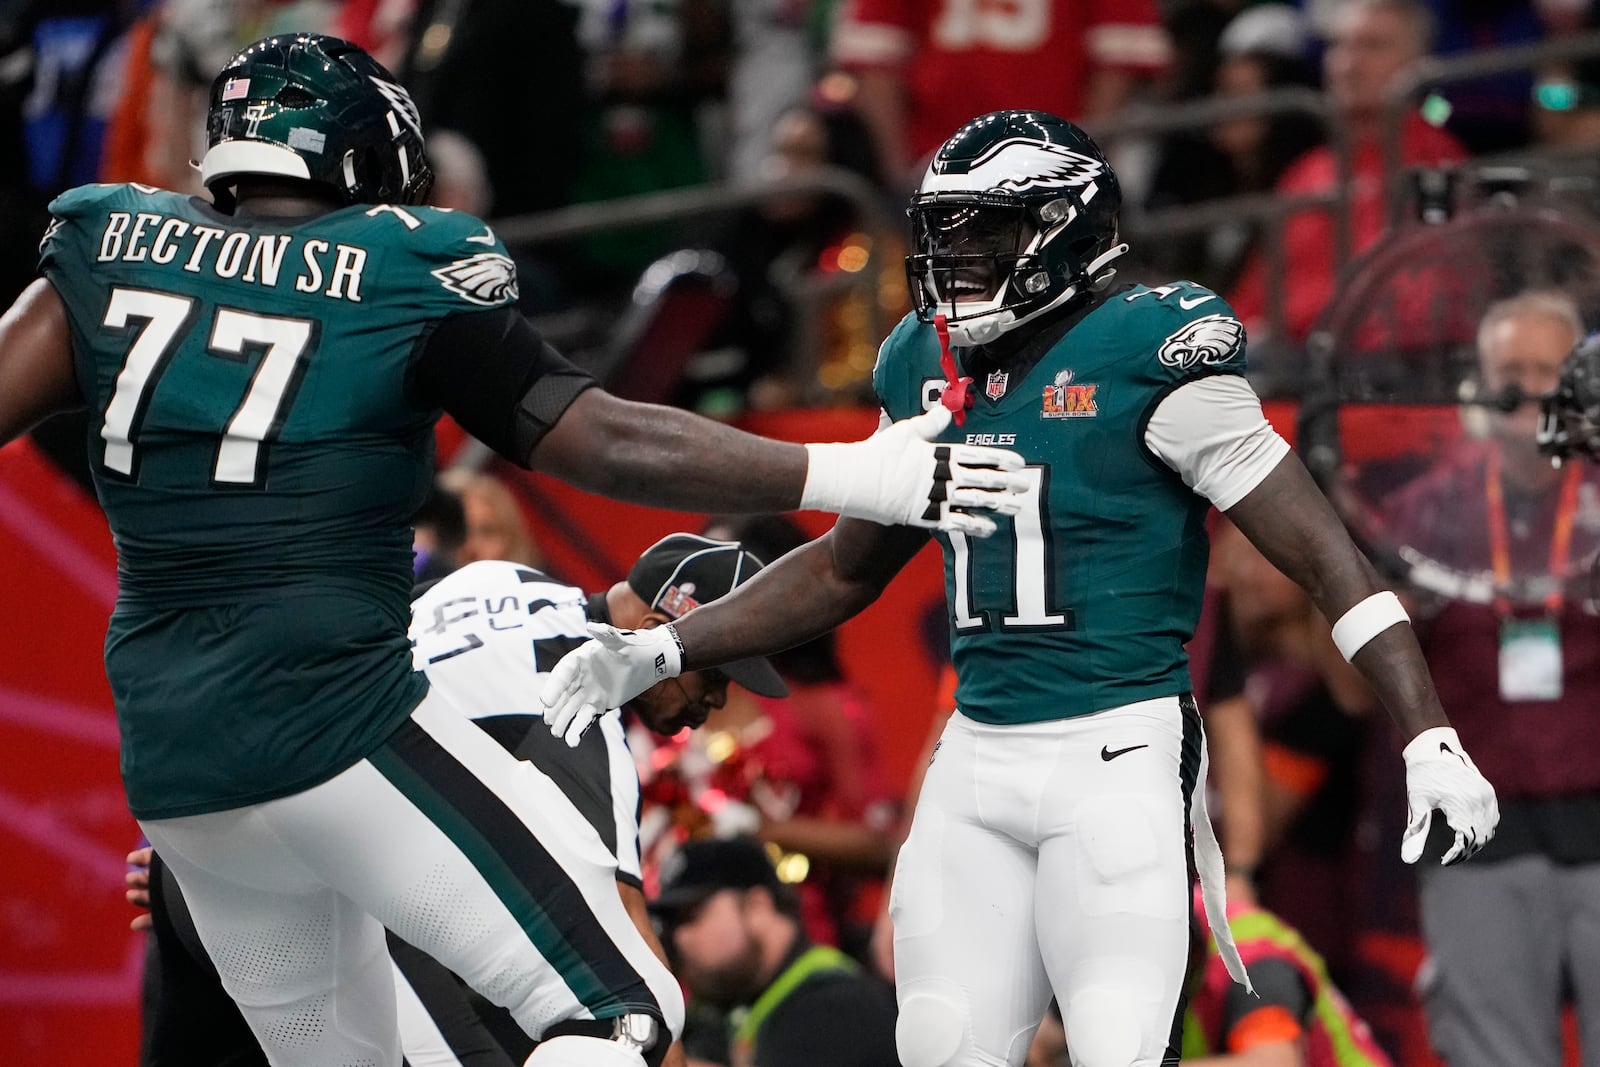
[0,35,1032,1067]
[541,111,1502,1067]
[135,536,786,1067]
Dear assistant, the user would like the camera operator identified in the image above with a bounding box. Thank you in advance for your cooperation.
[1538,326,1600,466]
[1382,292,1600,1067]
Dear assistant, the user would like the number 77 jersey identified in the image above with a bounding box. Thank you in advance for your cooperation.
[39,181,521,819]
[873,283,1248,725]
[40,182,516,601]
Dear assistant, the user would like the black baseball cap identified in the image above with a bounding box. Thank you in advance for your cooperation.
[627,534,787,699]
[650,835,785,920]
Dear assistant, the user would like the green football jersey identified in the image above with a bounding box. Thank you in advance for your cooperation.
[39,183,521,818]
[874,282,1249,725]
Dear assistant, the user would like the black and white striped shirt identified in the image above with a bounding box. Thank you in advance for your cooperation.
[410,560,642,885]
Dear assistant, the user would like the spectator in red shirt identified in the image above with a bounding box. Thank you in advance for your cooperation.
[828,0,1170,188]
[1229,0,1467,347]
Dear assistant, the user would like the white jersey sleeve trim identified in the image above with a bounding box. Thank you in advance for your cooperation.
[1143,374,1289,511]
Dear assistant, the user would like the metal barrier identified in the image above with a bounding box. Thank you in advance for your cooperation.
[481,38,1600,406]
[1379,31,1600,229]
[1098,86,1354,345]
[490,92,1356,386]
[492,165,899,387]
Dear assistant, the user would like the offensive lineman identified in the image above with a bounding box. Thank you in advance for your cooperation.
[540,111,1503,1067]
[138,536,786,1067]
[0,35,1031,1067]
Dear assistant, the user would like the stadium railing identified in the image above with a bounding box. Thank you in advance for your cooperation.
[1096,85,1352,349]
[484,37,1600,406]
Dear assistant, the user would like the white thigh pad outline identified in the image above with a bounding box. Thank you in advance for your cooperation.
[889,804,946,939]
[1064,987,1142,1067]
[1072,794,1187,920]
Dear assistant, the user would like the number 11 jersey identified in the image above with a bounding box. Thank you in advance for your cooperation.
[873,282,1276,725]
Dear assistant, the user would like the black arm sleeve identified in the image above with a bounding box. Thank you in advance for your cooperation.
[407,306,597,466]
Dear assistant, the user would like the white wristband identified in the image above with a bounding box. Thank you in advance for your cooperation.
[1331,591,1410,662]
[799,441,851,514]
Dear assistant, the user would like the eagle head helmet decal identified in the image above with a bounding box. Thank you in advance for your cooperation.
[930,137,1107,196]
[907,111,1128,347]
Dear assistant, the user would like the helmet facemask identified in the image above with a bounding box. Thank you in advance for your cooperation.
[906,110,1130,347]
[908,192,1124,346]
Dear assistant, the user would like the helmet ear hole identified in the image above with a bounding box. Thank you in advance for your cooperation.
[348,145,385,199]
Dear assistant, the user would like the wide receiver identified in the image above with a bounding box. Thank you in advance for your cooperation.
[0,35,1030,1067]
[543,111,1501,1067]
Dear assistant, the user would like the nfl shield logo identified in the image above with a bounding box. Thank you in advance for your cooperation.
[985,370,1009,400]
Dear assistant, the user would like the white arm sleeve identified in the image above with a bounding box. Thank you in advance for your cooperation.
[1144,375,1290,511]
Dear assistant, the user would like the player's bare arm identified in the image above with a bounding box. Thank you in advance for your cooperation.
[535,388,808,513]
[1227,453,1498,865]
[1224,453,1447,739]
[675,518,929,670]
[536,389,1027,536]
[411,306,1027,536]
[0,279,79,446]
[540,519,927,744]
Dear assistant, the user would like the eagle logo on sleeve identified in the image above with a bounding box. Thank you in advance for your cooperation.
[1156,314,1245,371]
[431,252,520,306]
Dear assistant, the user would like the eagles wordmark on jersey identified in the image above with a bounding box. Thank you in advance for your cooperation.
[876,280,1248,724]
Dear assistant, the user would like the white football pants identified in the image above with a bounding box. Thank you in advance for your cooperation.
[891,696,1202,1067]
[141,690,683,1067]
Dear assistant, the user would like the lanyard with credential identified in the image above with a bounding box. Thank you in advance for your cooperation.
[1485,454,1582,617]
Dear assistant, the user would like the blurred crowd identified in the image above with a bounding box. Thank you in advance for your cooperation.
[8,1,1600,1065]
[16,0,1600,414]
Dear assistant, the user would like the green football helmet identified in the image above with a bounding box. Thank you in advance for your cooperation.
[202,34,433,211]
[907,110,1127,346]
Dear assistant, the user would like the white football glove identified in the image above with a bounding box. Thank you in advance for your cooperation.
[801,406,1028,537]
[540,623,681,747]
[1400,727,1500,866]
